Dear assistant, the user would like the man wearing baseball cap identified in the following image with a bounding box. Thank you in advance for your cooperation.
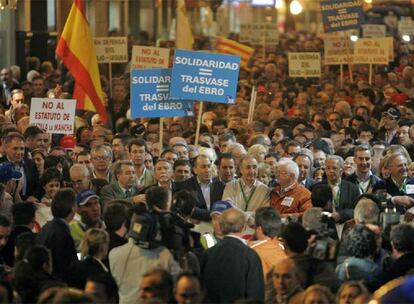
[200,200,233,250]
[70,189,104,247]
[378,105,401,145]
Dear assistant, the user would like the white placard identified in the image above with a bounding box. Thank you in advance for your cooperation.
[288,52,321,78]
[93,37,128,63]
[131,46,170,69]
[239,23,279,45]
[29,98,76,134]
[324,38,354,65]
[353,38,389,64]
[362,24,386,38]
[398,19,414,36]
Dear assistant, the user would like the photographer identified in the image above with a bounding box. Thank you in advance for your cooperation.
[280,222,339,292]
[108,199,180,304]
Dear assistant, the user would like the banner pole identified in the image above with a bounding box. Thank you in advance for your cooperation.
[195,101,203,145]
[369,64,373,85]
[340,64,343,88]
[159,117,164,153]
[248,86,256,124]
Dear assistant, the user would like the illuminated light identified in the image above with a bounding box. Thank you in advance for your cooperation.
[275,0,284,9]
[290,0,302,15]
[402,35,411,42]
[364,0,372,3]
[350,35,359,42]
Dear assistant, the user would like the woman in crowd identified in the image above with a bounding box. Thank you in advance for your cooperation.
[13,245,65,303]
[66,228,110,289]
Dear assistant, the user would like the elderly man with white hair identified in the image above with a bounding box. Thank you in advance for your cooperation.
[270,158,312,218]
[222,155,270,213]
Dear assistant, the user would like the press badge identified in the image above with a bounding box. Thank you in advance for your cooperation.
[281,197,294,207]
[407,185,414,195]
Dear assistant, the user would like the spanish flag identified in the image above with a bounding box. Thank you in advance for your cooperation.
[56,0,107,121]
[216,37,254,67]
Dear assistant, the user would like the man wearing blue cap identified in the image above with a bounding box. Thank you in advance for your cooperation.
[200,200,233,250]
[70,189,104,247]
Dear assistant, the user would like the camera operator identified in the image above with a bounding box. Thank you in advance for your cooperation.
[108,201,180,304]
[280,222,339,291]
[146,186,200,272]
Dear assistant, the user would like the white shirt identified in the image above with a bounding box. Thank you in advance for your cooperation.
[198,178,212,209]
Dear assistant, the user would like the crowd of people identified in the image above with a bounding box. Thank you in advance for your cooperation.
[0,29,413,303]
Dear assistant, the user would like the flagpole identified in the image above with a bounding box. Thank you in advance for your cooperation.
[108,56,113,98]
[195,101,203,145]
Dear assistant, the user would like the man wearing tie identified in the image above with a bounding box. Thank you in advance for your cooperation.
[100,160,140,208]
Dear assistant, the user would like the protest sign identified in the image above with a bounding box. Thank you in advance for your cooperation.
[320,0,364,32]
[130,68,194,118]
[170,50,240,104]
[398,19,414,36]
[353,38,389,64]
[131,46,170,69]
[324,38,354,65]
[93,37,128,63]
[362,24,386,38]
[239,23,279,45]
[29,98,76,134]
[288,52,321,78]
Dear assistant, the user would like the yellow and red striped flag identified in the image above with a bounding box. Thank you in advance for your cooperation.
[56,0,107,121]
[216,37,254,67]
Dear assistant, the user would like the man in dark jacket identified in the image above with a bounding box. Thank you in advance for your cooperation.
[312,155,360,223]
[383,223,414,283]
[2,202,35,266]
[201,208,264,303]
[38,188,78,281]
[0,133,40,200]
[174,155,225,222]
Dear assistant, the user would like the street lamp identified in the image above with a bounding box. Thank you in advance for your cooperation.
[290,0,302,15]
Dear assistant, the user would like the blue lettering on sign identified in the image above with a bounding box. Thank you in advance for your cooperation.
[170,49,240,104]
[130,68,194,118]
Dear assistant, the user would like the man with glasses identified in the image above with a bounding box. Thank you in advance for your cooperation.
[313,155,359,223]
[69,164,93,193]
[222,156,270,213]
[271,158,312,218]
[91,145,112,181]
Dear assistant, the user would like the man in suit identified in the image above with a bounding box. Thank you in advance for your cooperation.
[2,202,35,266]
[100,160,141,207]
[201,208,264,303]
[174,155,225,222]
[294,153,315,190]
[346,144,382,194]
[0,68,20,108]
[373,152,414,214]
[139,160,175,206]
[38,188,78,281]
[313,155,360,223]
[0,133,39,200]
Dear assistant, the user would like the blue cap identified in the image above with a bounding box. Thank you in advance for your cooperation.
[76,189,99,206]
[0,162,22,183]
[211,200,233,215]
